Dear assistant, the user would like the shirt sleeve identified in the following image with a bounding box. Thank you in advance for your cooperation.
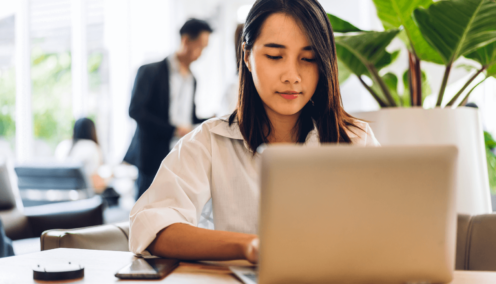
[129,123,213,255]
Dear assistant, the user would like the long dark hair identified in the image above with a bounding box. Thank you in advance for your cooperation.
[72,118,99,145]
[234,23,244,74]
[229,0,363,153]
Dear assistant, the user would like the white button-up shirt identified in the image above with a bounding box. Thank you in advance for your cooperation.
[129,115,380,254]
[168,55,194,128]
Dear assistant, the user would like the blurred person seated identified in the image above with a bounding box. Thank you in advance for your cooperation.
[125,18,212,200]
[218,23,244,116]
[55,118,105,193]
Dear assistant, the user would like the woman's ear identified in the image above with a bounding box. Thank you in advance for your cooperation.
[242,42,252,72]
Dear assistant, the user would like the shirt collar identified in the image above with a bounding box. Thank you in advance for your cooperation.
[210,115,323,147]
[210,115,244,140]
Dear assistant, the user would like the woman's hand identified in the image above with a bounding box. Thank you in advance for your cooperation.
[243,237,259,264]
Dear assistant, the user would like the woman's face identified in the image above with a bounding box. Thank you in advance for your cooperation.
[244,13,319,118]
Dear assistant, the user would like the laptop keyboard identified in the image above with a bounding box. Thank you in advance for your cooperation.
[243,272,258,283]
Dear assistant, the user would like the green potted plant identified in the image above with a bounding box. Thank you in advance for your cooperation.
[328,0,496,215]
[485,131,496,210]
[330,0,496,108]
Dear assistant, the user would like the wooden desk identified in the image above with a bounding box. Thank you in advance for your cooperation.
[1,248,496,283]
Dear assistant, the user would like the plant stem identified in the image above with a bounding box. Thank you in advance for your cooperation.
[457,77,487,107]
[436,64,452,107]
[408,53,415,107]
[447,66,486,106]
[414,54,422,106]
[367,65,397,107]
[358,76,388,108]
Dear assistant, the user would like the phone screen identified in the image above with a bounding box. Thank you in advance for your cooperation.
[115,258,179,279]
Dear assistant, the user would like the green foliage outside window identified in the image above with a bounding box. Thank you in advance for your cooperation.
[0,68,15,143]
[31,48,74,146]
[0,48,103,150]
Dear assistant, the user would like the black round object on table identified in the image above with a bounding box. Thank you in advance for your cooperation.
[33,262,84,280]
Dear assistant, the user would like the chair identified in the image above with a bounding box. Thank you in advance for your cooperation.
[14,162,93,207]
[456,214,496,270]
[0,157,104,245]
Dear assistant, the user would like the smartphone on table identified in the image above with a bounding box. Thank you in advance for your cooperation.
[115,257,178,279]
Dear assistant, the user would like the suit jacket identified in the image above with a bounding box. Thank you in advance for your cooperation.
[124,57,205,175]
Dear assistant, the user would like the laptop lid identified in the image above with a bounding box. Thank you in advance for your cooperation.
[258,145,458,284]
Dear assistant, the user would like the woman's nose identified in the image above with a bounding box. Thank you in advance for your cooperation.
[281,60,301,84]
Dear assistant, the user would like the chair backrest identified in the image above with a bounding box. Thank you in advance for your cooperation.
[0,158,16,211]
[457,214,496,271]
[0,157,31,240]
[41,222,129,252]
[15,163,88,190]
[14,162,93,204]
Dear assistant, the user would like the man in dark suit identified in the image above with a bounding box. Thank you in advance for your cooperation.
[125,19,212,199]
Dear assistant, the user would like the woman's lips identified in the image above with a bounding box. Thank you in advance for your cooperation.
[280,94,298,100]
[278,91,300,100]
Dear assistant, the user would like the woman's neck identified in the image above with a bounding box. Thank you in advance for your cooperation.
[264,106,300,144]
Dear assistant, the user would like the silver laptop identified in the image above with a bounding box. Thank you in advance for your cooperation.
[232,145,458,284]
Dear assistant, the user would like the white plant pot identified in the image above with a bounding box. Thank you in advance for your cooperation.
[352,108,491,215]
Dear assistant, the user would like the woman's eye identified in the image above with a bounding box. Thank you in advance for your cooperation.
[302,58,316,62]
[266,55,282,60]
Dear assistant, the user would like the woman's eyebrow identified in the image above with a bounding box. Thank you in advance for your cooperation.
[264,43,286,48]
[263,43,313,51]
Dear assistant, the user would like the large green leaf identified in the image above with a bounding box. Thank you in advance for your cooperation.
[413,0,496,65]
[372,0,443,64]
[479,40,496,77]
[383,73,401,105]
[465,41,496,68]
[487,63,496,78]
[327,14,364,33]
[446,42,496,106]
[337,58,352,84]
[486,131,496,149]
[335,30,400,76]
[371,72,402,105]
[486,143,496,195]
[335,30,400,106]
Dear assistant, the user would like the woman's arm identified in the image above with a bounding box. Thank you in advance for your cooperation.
[147,223,259,263]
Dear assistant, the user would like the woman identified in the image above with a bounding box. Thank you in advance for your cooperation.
[55,118,105,192]
[130,0,379,263]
